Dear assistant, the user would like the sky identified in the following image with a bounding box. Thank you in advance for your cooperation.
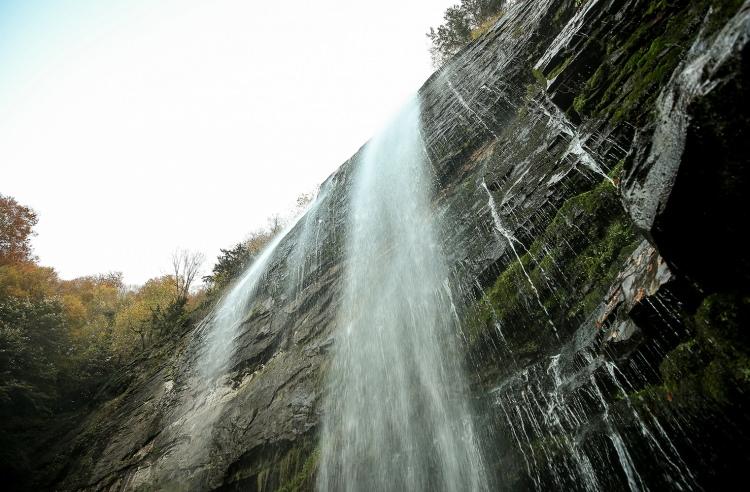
[0,0,455,285]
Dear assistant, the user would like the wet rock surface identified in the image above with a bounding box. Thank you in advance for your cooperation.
[38,1,750,491]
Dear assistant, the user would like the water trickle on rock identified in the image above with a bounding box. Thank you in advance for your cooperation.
[481,179,558,337]
[318,98,489,491]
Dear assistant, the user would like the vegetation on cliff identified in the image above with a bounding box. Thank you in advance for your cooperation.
[202,191,314,296]
[428,0,507,66]
[0,194,208,485]
[0,188,315,487]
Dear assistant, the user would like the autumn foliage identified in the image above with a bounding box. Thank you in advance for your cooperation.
[0,194,204,484]
[1,194,38,265]
[0,190,314,485]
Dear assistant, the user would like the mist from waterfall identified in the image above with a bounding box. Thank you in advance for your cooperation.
[318,98,489,491]
[198,231,287,380]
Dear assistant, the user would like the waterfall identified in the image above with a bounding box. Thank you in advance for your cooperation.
[199,230,288,380]
[158,196,326,485]
[198,184,331,380]
[318,98,489,491]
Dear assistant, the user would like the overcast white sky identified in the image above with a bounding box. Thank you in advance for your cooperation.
[0,0,454,285]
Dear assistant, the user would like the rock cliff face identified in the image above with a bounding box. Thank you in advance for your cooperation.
[38,0,750,490]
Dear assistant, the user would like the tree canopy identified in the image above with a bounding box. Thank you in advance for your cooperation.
[0,195,205,485]
[0,194,38,265]
[428,0,507,67]
[0,188,315,486]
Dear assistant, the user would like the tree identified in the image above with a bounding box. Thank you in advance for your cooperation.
[296,191,315,210]
[171,249,204,302]
[427,0,507,67]
[0,196,213,486]
[0,194,38,265]
[203,243,253,288]
[202,189,318,292]
[203,227,279,290]
[111,276,176,355]
[0,296,69,415]
[0,262,58,300]
[428,5,472,67]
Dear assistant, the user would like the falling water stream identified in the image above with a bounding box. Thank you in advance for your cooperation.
[317,98,489,491]
[199,230,288,380]
[158,197,328,484]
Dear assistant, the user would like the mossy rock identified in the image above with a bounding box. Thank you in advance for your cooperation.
[633,293,750,410]
[466,169,640,382]
[572,0,746,125]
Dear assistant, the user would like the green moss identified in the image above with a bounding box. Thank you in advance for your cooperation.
[567,219,637,319]
[466,174,639,366]
[572,0,745,125]
[659,339,704,384]
[277,448,320,492]
[531,68,547,87]
[573,62,608,115]
[546,56,572,81]
[693,294,749,352]
[645,0,668,16]
[529,433,569,460]
[552,2,571,26]
[703,0,746,36]
[634,293,750,410]
[221,437,319,492]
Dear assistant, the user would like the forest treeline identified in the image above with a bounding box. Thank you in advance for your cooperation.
[428,0,507,66]
[0,191,312,483]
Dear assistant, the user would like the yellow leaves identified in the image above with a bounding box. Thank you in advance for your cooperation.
[0,254,201,359]
[0,262,58,300]
[111,300,146,354]
[111,275,176,355]
[56,276,124,342]
[60,275,122,310]
[112,276,172,329]
[1,192,210,377]
[186,286,208,312]
[61,294,87,331]
[0,193,38,265]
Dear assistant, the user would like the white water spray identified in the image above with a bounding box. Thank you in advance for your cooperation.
[318,98,489,491]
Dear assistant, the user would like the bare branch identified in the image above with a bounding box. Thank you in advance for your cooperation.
[171,249,205,301]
